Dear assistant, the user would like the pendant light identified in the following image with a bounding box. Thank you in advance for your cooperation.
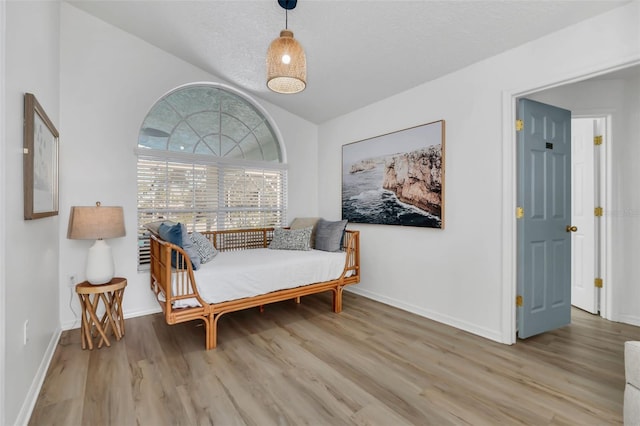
[266,0,306,94]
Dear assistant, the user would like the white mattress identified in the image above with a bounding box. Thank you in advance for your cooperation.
[172,248,348,307]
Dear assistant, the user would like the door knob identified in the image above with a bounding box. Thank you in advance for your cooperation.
[566,225,578,232]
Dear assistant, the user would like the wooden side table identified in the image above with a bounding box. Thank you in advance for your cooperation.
[76,277,127,350]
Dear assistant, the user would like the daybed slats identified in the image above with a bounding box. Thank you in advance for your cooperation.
[342,231,360,281]
[149,236,208,326]
[209,228,275,251]
[149,227,360,349]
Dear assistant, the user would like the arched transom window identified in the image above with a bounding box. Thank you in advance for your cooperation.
[136,83,287,267]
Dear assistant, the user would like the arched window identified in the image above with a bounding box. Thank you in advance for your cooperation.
[136,83,287,267]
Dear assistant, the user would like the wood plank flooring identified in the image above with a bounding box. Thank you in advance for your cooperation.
[29,292,640,425]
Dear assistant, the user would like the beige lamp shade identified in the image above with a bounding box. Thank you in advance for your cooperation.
[266,29,307,94]
[67,202,126,285]
[67,203,125,240]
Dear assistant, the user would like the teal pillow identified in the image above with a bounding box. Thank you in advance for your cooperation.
[158,222,181,245]
[158,223,200,270]
[143,219,176,236]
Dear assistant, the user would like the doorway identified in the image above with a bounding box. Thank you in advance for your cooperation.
[513,104,611,340]
[502,62,640,344]
[515,107,608,338]
[515,98,573,339]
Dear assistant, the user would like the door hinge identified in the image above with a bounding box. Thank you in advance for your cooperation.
[516,295,523,307]
[516,206,524,219]
[595,278,603,288]
[594,207,603,217]
[516,119,524,131]
[594,135,603,146]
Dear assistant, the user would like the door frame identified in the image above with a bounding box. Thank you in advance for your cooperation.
[500,60,639,344]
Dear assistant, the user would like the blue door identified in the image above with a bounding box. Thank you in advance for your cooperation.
[517,98,573,339]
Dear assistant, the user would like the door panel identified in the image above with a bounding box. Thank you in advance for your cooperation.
[551,238,568,306]
[571,118,597,313]
[517,98,572,339]
[530,241,545,310]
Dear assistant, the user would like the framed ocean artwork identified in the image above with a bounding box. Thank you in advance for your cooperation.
[342,120,445,228]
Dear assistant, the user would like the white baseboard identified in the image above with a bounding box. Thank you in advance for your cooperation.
[613,313,640,328]
[123,306,163,320]
[14,327,62,426]
[61,306,162,330]
[346,287,505,344]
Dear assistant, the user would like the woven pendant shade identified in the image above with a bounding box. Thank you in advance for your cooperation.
[266,29,306,94]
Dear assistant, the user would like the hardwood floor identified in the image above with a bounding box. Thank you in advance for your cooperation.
[29,292,640,425]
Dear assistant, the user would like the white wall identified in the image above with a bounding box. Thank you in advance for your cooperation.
[528,74,640,326]
[616,74,640,325]
[59,3,319,329]
[1,1,6,422]
[4,1,61,425]
[318,2,640,343]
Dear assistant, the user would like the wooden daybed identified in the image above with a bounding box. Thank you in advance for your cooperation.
[149,227,360,349]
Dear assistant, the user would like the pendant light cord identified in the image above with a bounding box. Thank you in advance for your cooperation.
[285,8,288,29]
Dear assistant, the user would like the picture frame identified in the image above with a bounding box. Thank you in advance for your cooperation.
[24,93,59,220]
[342,120,445,228]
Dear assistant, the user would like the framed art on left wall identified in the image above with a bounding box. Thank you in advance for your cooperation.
[23,92,59,220]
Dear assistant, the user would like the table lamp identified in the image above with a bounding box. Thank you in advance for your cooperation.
[67,202,126,285]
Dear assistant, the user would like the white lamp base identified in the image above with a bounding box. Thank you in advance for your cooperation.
[86,239,115,285]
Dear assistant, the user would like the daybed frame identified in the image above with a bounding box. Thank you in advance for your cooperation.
[149,227,360,349]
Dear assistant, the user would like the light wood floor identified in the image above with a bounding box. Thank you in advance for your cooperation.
[30,292,640,425]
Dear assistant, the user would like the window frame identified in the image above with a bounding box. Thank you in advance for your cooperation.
[136,83,288,269]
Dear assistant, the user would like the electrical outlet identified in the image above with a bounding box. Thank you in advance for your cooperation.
[23,320,29,345]
[69,274,77,287]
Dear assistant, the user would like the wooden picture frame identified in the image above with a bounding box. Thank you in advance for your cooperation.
[24,93,59,220]
[342,120,445,228]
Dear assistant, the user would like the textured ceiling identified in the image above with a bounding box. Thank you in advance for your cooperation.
[68,0,632,124]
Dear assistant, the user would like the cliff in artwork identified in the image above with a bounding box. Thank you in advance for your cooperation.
[349,158,379,173]
[382,145,442,217]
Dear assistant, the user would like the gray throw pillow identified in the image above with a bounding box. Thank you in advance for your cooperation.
[315,219,348,252]
[180,224,201,270]
[269,227,312,251]
[290,217,320,248]
[190,231,218,263]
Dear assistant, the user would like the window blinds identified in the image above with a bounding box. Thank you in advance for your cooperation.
[137,156,287,267]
